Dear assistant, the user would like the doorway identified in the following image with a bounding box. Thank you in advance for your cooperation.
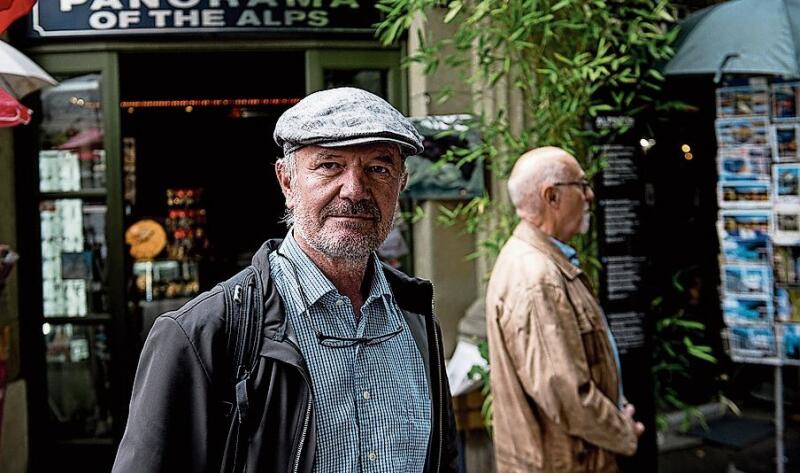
[119,51,303,307]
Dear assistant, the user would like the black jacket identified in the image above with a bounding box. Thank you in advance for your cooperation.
[112,240,459,473]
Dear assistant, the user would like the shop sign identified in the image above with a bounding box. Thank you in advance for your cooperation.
[30,0,381,37]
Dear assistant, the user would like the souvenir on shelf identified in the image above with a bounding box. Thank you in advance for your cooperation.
[782,324,800,359]
[718,146,772,181]
[723,295,773,324]
[771,82,800,121]
[776,288,800,323]
[771,124,800,161]
[728,324,777,358]
[717,180,771,208]
[774,245,800,286]
[716,117,770,148]
[722,264,773,297]
[165,188,208,261]
[773,163,800,203]
[772,203,800,245]
[719,209,771,239]
[716,85,769,118]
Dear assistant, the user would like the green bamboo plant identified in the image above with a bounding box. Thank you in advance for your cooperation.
[377,0,680,431]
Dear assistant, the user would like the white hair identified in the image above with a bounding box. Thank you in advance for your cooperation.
[277,151,297,227]
[507,155,571,217]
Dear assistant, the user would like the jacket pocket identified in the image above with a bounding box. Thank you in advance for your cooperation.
[576,312,608,388]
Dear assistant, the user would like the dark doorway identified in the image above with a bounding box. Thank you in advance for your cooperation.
[120,51,303,283]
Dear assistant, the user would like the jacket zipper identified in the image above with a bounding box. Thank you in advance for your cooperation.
[286,337,313,473]
[293,395,313,473]
[233,283,251,372]
[430,284,444,472]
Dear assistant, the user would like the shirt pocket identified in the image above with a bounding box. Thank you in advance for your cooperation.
[398,402,432,471]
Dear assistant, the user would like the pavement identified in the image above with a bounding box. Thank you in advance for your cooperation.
[658,408,800,473]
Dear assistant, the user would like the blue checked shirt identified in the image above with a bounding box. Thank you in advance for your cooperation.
[268,232,431,472]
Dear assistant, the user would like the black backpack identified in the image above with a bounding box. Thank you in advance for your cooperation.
[217,265,265,472]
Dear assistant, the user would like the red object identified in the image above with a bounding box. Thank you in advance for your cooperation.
[0,0,36,34]
[0,87,30,127]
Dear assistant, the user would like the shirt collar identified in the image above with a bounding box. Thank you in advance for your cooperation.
[278,230,393,308]
[549,237,581,268]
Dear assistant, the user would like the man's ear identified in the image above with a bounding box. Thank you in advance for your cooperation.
[544,186,559,207]
[275,160,294,208]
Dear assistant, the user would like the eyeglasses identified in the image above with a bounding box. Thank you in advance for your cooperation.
[276,250,404,348]
[553,179,592,195]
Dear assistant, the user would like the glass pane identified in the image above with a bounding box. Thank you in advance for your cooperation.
[41,199,108,317]
[323,69,387,99]
[44,323,112,439]
[39,74,105,192]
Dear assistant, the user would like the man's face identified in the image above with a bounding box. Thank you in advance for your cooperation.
[555,158,595,240]
[277,143,405,260]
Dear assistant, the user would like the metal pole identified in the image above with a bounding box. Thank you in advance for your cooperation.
[775,365,784,473]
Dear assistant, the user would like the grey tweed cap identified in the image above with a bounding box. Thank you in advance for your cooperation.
[274,87,424,157]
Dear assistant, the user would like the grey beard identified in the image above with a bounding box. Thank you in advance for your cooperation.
[580,211,591,234]
[290,199,393,261]
[304,224,383,260]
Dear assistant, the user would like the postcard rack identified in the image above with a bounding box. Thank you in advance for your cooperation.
[716,77,800,473]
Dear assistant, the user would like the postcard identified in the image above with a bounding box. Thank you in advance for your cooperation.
[773,203,800,245]
[723,295,773,324]
[718,146,771,181]
[718,181,771,208]
[721,237,770,265]
[722,264,772,296]
[716,86,769,118]
[776,287,800,323]
[782,324,800,360]
[774,164,800,202]
[771,124,800,161]
[774,245,800,285]
[728,324,777,358]
[719,210,770,239]
[716,117,771,148]
[772,82,799,120]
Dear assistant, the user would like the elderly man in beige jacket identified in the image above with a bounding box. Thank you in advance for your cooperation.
[486,147,644,473]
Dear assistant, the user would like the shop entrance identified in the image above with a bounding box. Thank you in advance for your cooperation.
[20,46,402,472]
[119,51,303,325]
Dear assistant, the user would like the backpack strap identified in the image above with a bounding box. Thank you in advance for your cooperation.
[218,265,265,425]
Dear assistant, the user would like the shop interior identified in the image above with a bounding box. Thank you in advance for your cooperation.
[119,51,304,336]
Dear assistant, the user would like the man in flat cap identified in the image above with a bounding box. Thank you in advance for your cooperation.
[113,87,459,473]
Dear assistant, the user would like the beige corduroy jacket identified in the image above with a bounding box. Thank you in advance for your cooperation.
[486,223,638,473]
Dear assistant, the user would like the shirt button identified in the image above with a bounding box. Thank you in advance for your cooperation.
[368,452,377,462]
[362,390,370,400]
[336,298,345,307]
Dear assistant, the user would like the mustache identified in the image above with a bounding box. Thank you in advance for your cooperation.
[320,199,381,220]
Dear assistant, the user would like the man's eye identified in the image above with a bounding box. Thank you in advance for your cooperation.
[368,166,390,175]
[318,162,340,170]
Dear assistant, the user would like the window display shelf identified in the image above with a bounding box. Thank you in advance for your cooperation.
[43,314,112,325]
[55,437,114,446]
[40,189,106,200]
[730,355,800,367]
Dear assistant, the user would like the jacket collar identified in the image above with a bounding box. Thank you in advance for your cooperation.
[512,222,583,281]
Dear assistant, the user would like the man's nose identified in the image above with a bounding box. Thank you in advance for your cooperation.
[585,186,595,202]
[339,167,369,200]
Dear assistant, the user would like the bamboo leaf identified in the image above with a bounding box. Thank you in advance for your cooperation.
[444,1,463,23]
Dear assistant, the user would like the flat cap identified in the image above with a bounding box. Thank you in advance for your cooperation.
[274,87,424,157]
